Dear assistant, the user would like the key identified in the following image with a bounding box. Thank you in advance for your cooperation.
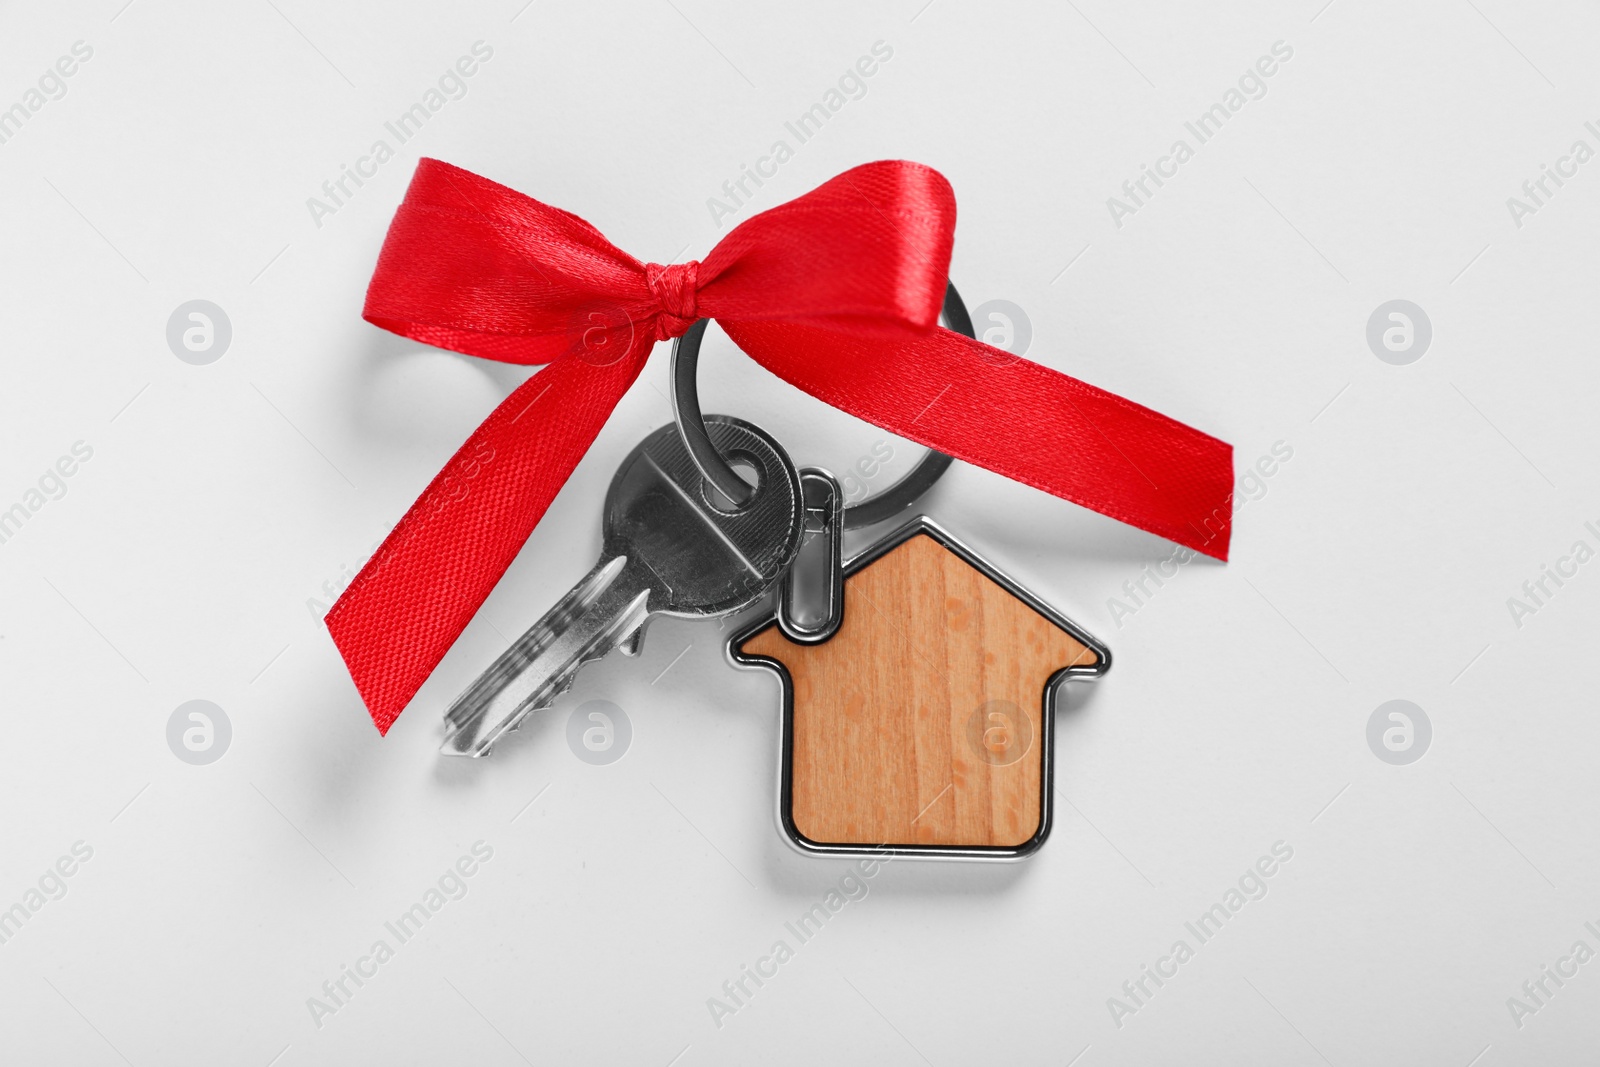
[441,415,803,756]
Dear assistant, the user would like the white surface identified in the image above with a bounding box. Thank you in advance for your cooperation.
[2,1,1597,1063]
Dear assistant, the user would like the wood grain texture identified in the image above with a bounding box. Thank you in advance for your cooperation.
[740,533,1099,848]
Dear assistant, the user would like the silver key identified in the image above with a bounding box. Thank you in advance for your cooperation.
[442,415,803,756]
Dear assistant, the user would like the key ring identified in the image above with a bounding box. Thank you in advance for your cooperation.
[670,281,975,529]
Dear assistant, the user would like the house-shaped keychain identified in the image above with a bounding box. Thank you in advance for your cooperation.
[732,516,1109,860]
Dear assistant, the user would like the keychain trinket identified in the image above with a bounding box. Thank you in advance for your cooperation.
[326,159,1232,863]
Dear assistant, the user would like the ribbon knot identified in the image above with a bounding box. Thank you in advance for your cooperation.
[646,259,700,340]
[332,157,1235,735]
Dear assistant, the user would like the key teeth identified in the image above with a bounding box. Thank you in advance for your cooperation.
[441,620,646,757]
[442,562,651,758]
[441,555,629,744]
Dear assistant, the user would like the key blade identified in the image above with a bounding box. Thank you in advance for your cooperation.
[441,557,650,757]
[442,557,623,737]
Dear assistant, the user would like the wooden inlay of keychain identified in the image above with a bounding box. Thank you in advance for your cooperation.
[734,517,1107,858]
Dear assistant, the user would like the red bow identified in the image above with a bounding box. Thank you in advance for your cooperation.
[329,159,1233,734]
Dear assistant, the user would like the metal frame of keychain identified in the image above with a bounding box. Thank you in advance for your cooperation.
[671,283,1110,861]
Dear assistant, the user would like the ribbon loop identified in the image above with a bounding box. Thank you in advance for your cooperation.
[330,158,1234,735]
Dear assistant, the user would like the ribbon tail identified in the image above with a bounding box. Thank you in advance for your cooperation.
[726,321,1235,560]
[327,355,643,734]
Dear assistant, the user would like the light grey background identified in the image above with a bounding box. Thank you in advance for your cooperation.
[2,0,1596,1063]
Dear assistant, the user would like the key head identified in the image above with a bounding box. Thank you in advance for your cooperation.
[603,415,802,618]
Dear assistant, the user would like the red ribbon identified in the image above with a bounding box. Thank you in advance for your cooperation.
[329,159,1233,734]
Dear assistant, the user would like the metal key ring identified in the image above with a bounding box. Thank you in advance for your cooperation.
[670,280,975,530]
